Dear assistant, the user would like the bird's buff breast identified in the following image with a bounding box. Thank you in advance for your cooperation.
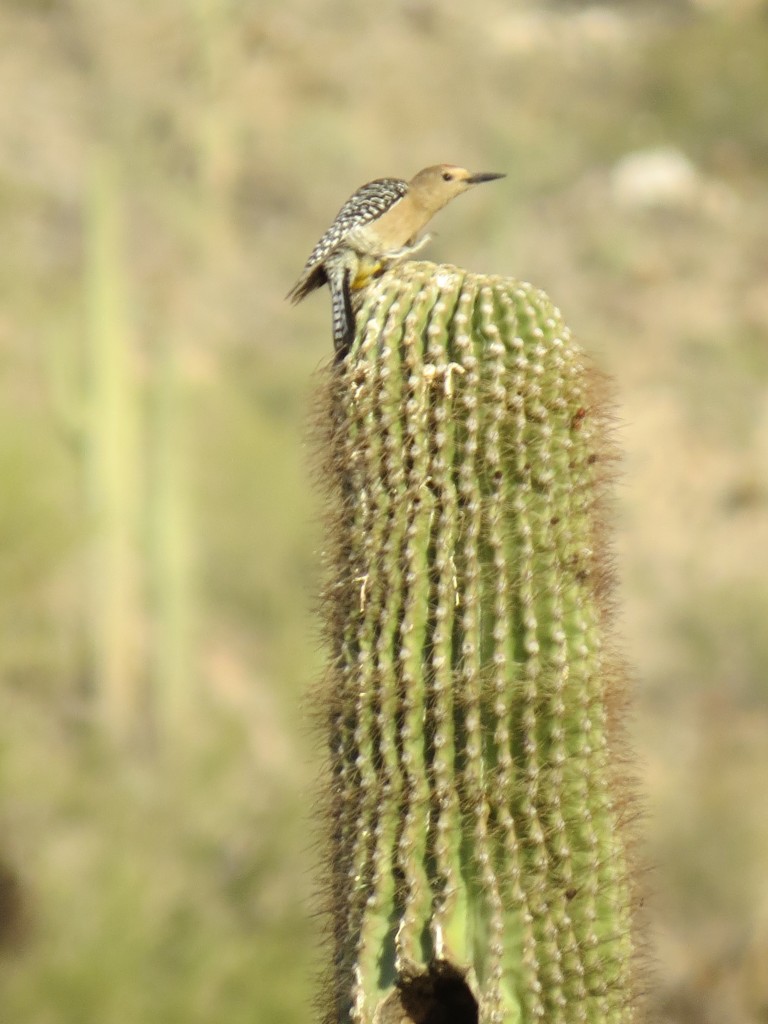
[347,195,427,254]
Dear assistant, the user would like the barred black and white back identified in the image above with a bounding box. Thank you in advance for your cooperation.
[286,177,408,305]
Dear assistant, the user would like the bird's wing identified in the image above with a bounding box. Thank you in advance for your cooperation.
[286,178,408,304]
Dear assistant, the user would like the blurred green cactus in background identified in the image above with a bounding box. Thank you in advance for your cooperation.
[315,262,638,1024]
[50,145,195,742]
[82,147,143,732]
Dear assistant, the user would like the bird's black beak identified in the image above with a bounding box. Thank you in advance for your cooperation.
[466,172,506,184]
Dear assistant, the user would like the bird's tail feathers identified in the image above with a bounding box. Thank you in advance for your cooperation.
[285,265,328,304]
[331,268,355,360]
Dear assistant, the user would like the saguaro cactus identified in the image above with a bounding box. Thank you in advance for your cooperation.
[315,262,638,1024]
[82,146,142,732]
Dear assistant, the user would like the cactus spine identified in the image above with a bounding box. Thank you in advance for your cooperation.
[316,262,636,1024]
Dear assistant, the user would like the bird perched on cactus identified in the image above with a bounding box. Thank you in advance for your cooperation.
[286,164,505,356]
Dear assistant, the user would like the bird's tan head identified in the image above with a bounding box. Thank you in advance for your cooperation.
[408,164,505,213]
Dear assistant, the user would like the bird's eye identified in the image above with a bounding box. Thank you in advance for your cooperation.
[442,171,453,181]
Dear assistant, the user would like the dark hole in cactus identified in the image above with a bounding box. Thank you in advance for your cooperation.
[394,962,478,1024]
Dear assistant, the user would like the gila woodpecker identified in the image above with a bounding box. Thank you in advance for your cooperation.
[286,164,505,357]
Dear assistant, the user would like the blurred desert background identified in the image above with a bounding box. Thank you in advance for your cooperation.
[1,0,768,1021]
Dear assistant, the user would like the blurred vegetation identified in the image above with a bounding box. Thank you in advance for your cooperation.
[1,1,767,1022]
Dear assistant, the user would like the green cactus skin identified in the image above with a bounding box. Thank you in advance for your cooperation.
[315,262,638,1024]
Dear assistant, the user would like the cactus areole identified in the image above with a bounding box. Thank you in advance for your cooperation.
[315,262,637,1024]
